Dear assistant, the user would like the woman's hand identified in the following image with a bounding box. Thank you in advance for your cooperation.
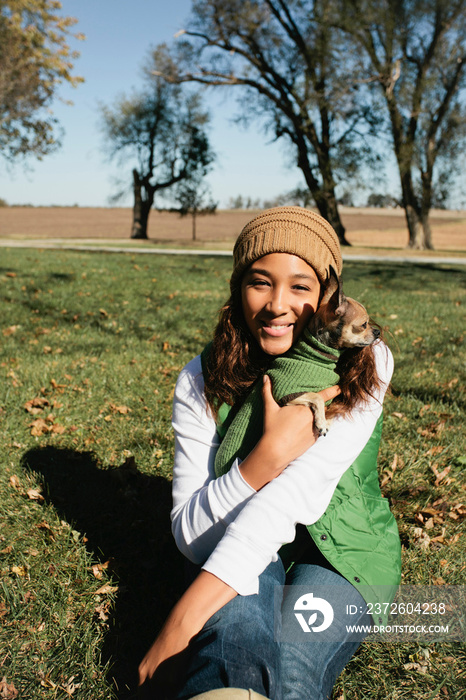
[239,375,340,491]
[138,571,237,687]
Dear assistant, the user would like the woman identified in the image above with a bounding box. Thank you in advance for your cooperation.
[139,207,401,700]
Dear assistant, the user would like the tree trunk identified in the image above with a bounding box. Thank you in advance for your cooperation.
[131,169,153,239]
[192,209,197,241]
[399,172,432,250]
[321,193,351,247]
[420,212,434,250]
[296,141,351,246]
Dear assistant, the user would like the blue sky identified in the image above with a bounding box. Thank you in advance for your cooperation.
[1,0,307,208]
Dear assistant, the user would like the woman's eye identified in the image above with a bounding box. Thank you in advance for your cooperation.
[293,285,310,292]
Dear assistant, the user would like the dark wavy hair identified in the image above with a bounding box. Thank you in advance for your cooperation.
[203,282,383,420]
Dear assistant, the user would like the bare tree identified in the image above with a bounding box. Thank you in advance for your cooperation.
[174,175,217,241]
[100,71,214,239]
[338,0,466,249]
[152,1,383,246]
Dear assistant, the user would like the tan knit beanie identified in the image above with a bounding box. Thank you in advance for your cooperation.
[231,206,342,291]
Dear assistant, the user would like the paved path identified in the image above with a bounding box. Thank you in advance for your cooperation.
[1,238,465,265]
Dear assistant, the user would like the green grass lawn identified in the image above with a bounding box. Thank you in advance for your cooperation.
[1,249,464,699]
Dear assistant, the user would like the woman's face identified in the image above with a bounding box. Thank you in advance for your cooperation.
[241,253,321,356]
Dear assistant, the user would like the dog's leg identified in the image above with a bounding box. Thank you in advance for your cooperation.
[287,392,329,436]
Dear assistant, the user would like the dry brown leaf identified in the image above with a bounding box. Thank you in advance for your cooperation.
[431,465,451,487]
[95,584,118,595]
[9,475,21,490]
[30,418,52,436]
[0,677,18,699]
[24,397,50,414]
[27,489,44,503]
[403,661,428,674]
[95,600,111,622]
[431,528,447,544]
[412,527,431,550]
[2,326,20,337]
[92,565,103,580]
[108,403,131,415]
[448,503,466,520]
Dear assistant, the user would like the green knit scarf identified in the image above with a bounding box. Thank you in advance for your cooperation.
[208,328,342,477]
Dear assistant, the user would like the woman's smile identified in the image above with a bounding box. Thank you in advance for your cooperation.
[241,253,321,356]
[260,321,294,337]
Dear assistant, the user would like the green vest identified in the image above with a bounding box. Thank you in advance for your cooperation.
[200,351,401,624]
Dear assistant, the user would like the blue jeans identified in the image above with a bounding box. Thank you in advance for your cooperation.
[170,558,372,700]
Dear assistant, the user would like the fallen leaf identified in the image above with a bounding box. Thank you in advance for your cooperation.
[92,565,103,580]
[11,565,27,577]
[448,503,466,520]
[0,677,18,699]
[95,601,111,622]
[2,326,20,337]
[30,418,52,436]
[63,676,81,695]
[24,397,50,415]
[431,529,447,544]
[426,446,443,455]
[27,489,44,503]
[95,584,118,595]
[412,527,431,550]
[9,475,21,490]
[431,464,451,487]
[403,661,428,674]
[50,378,66,390]
[108,403,131,415]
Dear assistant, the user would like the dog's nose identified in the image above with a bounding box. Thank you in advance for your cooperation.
[372,328,380,338]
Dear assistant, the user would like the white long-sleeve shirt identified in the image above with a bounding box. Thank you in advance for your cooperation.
[171,342,394,596]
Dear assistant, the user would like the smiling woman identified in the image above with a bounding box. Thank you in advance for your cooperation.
[241,254,321,356]
[138,206,400,700]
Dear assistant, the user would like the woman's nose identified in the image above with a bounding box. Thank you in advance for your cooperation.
[266,286,287,314]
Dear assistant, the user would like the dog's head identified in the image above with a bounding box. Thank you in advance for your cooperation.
[309,267,380,349]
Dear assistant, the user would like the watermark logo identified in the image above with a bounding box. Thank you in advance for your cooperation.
[275,585,466,644]
[293,592,334,633]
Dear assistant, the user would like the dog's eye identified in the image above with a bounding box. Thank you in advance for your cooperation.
[361,322,368,329]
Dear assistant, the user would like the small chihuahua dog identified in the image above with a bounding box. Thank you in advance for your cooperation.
[287,267,380,435]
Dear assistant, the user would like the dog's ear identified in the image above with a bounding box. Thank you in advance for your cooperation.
[321,266,347,315]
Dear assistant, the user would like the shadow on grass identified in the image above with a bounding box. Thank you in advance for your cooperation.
[21,446,185,700]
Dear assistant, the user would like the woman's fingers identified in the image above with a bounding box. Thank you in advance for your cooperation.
[318,384,341,403]
[262,374,279,412]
